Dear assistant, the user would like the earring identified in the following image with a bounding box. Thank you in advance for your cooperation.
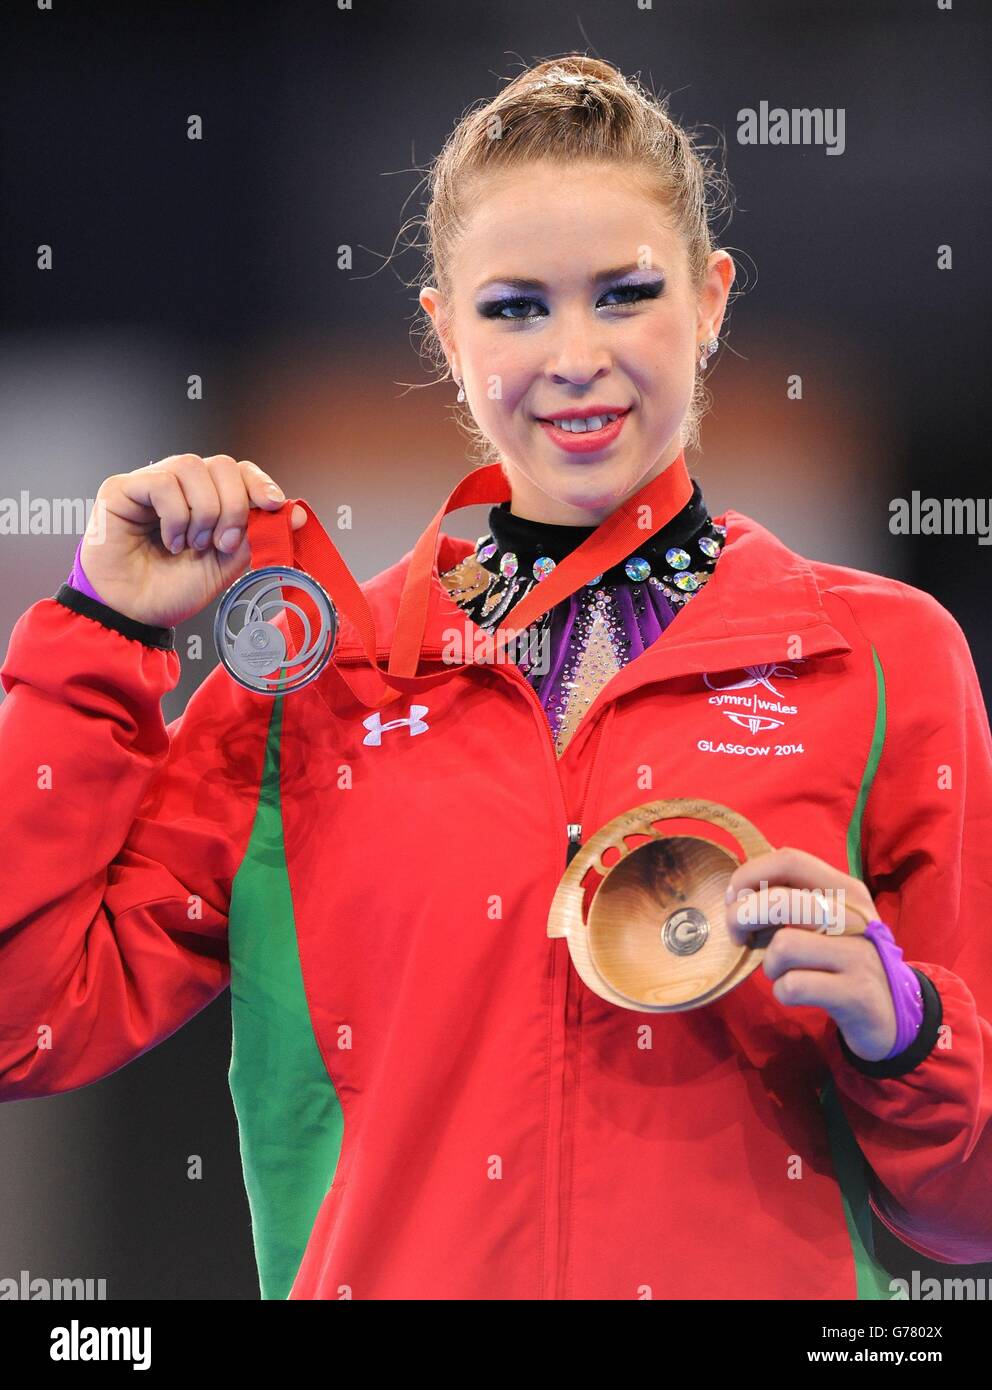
[698,337,719,371]
[456,380,466,403]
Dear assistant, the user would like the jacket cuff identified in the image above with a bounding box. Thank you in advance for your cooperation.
[54,583,176,652]
[836,968,943,1079]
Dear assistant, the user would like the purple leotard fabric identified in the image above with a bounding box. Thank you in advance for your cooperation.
[525,579,678,737]
[67,537,107,605]
[863,918,926,1058]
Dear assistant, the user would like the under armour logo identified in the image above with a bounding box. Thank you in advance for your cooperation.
[362,704,430,746]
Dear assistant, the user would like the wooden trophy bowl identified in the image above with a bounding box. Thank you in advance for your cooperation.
[547,798,775,1013]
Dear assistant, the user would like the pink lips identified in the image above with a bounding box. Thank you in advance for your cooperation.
[536,407,631,455]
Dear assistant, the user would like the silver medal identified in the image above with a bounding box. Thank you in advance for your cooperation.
[214,564,337,694]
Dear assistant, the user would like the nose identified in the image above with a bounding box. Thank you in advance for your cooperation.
[544,305,612,388]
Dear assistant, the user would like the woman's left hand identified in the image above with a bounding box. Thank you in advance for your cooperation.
[724,847,897,1062]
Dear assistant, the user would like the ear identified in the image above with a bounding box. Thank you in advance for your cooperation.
[419,286,457,370]
[696,251,736,341]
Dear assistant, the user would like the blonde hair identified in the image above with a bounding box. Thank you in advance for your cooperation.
[408,53,734,460]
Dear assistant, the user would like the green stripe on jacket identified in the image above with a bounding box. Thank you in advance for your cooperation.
[228,692,345,1300]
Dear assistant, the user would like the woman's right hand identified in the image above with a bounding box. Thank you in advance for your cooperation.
[79,454,308,628]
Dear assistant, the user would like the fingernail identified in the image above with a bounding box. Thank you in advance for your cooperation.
[169,535,185,553]
[193,528,213,549]
[725,885,737,903]
[265,483,284,499]
[219,527,243,551]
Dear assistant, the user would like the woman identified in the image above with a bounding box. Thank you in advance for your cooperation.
[1,55,990,1301]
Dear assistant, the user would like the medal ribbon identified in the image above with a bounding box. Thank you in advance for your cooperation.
[243,452,693,712]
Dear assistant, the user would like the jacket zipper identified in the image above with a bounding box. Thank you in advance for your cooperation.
[565,713,607,862]
[335,641,611,1299]
[552,713,608,1300]
[489,666,609,1300]
[445,655,610,1299]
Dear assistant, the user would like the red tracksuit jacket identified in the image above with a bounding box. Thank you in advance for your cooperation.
[2,497,991,1300]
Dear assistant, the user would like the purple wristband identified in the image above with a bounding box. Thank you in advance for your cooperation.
[67,536,109,606]
[863,918,925,1058]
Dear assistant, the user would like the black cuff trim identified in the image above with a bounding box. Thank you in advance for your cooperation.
[54,583,176,651]
[838,969,943,1079]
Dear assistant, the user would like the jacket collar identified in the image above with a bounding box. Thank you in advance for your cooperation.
[333,503,851,691]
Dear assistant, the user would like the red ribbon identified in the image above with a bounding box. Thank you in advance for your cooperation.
[243,451,693,712]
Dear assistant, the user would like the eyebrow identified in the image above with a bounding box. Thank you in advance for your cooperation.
[473,263,664,295]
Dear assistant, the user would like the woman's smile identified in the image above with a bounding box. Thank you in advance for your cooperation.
[534,405,633,456]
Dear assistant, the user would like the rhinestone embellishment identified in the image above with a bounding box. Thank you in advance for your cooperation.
[438,509,728,758]
[624,557,651,582]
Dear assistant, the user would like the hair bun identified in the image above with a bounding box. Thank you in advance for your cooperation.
[528,56,617,90]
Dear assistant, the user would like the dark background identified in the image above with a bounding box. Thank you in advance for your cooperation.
[1,0,989,1297]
